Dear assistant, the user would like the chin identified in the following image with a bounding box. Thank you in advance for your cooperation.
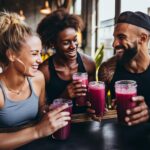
[25,69,38,77]
[116,52,123,60]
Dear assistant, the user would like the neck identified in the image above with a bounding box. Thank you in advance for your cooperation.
[54,53,77,68]
[1,69,27,95]
[125,51,150,73]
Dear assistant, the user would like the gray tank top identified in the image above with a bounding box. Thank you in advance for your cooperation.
[0,78,39,128]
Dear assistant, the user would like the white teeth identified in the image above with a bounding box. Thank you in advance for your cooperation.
[33,66,38,69]
[116,49,123,53]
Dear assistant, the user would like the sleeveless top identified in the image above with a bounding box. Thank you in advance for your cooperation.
[110,62,150,107]
[0,78,39,128]
[46,52,87,113]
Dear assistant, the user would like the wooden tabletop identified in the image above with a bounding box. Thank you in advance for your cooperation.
[72,109,117,123]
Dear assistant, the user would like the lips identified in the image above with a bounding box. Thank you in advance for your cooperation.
[66,50,77,57]
[115,49,124,56]
[32,65,39,70]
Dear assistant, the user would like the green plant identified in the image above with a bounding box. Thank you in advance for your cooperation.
[94,43,104,80]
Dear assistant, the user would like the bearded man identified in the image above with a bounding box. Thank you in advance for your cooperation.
[98,11,150,126]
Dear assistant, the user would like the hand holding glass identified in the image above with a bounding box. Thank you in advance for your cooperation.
[52,98,72,140]
[72,72,88,106]
[115,80,137,124]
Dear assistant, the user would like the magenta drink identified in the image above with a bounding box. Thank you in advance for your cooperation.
[115,80,137,124]
[88,81,105,116]
[52,98,72,140]
[72,72,88,106]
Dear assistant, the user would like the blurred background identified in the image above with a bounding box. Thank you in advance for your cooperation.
[0,0,150,62]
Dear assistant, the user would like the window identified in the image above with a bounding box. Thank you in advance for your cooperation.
[121,0,150,13]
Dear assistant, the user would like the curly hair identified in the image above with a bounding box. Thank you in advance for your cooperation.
[37,8,84,49]
[0,11,33,67]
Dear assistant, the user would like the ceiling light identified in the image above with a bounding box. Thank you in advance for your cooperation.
[40,1,51,15]
[19,10,25,20]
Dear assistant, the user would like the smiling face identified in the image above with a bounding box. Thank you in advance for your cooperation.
[113,23,138,64]
[14,35,42,76]
[54,28,78,61]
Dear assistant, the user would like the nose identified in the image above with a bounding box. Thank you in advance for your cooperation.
[112,38,120,48]
[70,41,77,49]
[36,55,43,64]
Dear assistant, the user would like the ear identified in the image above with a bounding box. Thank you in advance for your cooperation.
[138,33,148,44]
[6,49,17,62]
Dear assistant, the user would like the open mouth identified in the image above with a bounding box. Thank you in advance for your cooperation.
[66,50,77,56]
[32,65,39,70]
[115,49,124,56]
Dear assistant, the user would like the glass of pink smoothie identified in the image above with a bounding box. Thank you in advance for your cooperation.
[88,81,105,117]
[115,80,137,124]
[72,72,88,106]
[52,98,72,140]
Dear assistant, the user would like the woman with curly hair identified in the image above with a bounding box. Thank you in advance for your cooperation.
[37,8,96,113]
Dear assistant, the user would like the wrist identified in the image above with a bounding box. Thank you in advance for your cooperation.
[32,125,41,140]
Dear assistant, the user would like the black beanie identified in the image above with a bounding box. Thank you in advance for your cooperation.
[116,11,150,32]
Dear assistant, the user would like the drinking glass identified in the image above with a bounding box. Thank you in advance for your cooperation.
[72,72,88,106]
[52,98,72,140]
[88,81,105,117]
[115,80,137,124]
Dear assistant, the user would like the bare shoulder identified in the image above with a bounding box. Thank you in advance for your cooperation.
[0,88,4,108]
[0,76,4,108]
[79,51,96,74]
[101,55,117,68]
[39,58,50,82]
[39,59,49,74]
[32,70,45,83]
[98,55,117,82]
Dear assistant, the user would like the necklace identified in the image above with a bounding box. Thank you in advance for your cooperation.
[3,76,26,95]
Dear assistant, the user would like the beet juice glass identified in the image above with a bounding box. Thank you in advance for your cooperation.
[52,98,72,140]
[88,81,105,117]
[72,72,88,106]
[115,80,137,124]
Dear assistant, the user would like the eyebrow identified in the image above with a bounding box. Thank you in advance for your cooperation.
[30,49,41,52]
[114,33,126,37]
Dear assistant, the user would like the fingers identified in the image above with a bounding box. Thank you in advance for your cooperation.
[126,96,147,115]
[132,96,145,103]
[125,96,149,126]
[42,104,69,115]
[48,111,71,123]
[66,81,87,98]
[125,114,149,126]
[86,102,105,122]
[47,105,71,132]
[49,115,71,132]
[91,115,102,122]
[86,101,91,107]
[111,99,117,109]
[53,116,71,129]
[87,108,95,114]
[73,80,87,96]
[49,103,69,115]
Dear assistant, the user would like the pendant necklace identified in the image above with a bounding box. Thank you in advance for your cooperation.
[3,76,26,95]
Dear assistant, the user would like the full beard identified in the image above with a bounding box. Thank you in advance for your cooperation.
[115,45,138,65]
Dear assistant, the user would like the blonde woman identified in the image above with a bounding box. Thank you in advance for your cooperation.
[0,11,70,149]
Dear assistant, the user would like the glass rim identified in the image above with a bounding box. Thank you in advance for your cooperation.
[88,81,104,85]
[115,80,137,87]
[53,98,73,107]
[72,72,88,76]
